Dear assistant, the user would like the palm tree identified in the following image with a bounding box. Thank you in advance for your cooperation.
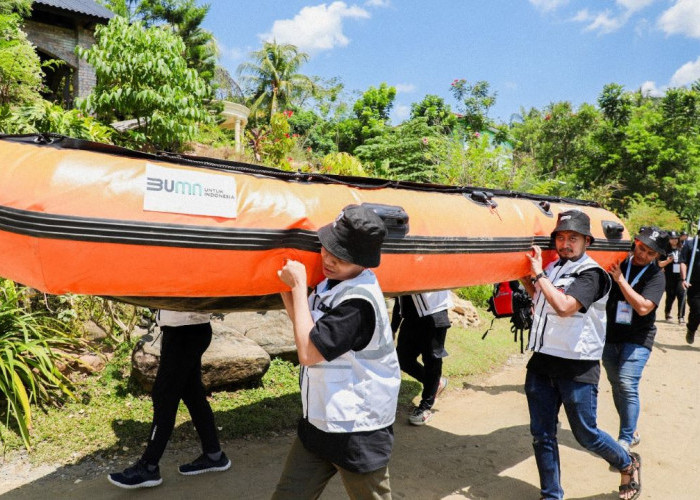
[237,41,315,122]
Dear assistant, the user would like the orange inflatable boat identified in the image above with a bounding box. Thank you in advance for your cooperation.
[0,134,631,311]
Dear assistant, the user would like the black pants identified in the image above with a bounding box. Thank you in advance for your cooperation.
[142,322,220,465]
[665,276,686,319]
[688,286,700,335]
[396,319,448,408]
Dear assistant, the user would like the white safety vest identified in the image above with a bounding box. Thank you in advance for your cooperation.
[528,254,611,360]
[156,310,211,327]
[302,269,401,433]
[405,291,453,317]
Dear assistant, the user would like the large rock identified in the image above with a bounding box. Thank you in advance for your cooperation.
[131,323,271,392]
[449,292,481,328]
[219,310,298,363]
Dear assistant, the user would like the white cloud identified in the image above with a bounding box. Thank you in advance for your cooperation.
[571,0,654,34]
[640,80,665,97]
[616,0,654,14]
[394,83,416,93]
[261,2,370,54]
[529,0,568,12]
[670,56,700,87]
[658,0,700,38]
[581,10,627,34]
[216,39,244,61]
[392,104,411,123]
[365,0,390,7]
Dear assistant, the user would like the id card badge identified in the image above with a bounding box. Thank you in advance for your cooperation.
[616,301,633,325]
[673,263,680,273]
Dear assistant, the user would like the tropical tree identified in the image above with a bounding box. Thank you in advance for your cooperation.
[76,16,213,151]
[137,0,217,84]
[450,78,497,133]
[410,94,456,134]
[0,1,42,106]
[237,41,315,123]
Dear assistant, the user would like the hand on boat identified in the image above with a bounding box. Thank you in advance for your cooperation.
[277,259,308,289]
[609,261,623,283]
[527,245,543,275]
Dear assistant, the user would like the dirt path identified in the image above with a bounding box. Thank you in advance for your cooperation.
[2,314,699,499]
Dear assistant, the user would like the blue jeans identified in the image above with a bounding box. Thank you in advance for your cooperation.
[525,370,631,500]
[602,342,651,445]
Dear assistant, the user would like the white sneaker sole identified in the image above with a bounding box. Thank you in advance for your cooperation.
[108,476,162,489]
[179,458,232,476]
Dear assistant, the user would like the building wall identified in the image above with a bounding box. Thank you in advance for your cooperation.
[24,20,97,98]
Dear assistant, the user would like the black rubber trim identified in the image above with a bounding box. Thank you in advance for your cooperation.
[0,205,631,254]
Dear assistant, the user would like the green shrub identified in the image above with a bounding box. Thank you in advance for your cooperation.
[456,284,493,309]
[0,280,80,450]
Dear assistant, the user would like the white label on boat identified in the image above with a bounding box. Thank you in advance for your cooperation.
[143,163,238,218]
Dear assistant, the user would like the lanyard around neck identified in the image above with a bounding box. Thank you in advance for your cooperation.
[624,258,650,288]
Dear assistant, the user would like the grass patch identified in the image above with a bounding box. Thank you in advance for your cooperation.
[1,307,522,465]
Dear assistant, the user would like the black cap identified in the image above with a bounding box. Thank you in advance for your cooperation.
[668,230,679,239]
[681,231,688,236]
[551,210,594,243]
[636,226,669,256]
[318,205,387,268]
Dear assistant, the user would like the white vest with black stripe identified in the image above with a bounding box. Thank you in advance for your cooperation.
[406,291,453,317]
[528,254,611,360]
[303,269,401,433]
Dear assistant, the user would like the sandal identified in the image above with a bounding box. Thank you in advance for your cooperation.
[619,452,642,500]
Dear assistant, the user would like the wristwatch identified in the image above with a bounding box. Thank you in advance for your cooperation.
[532,271,545,283]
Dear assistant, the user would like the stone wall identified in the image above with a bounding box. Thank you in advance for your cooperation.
[24,20,97,98]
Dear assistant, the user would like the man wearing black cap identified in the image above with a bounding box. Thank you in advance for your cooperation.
[603,227,667,454]
[521,210,640,500]
[658,230,685,323]
[681,231,700,344]
[273,204,401,499]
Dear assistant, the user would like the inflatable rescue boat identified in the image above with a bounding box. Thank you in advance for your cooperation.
[0,134,631,311]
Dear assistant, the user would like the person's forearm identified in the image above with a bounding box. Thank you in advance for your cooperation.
[536,275,582,317]
[681,263,688,282]
[614,277,656,316]
[520,277,536,298]
[289,285,324,366]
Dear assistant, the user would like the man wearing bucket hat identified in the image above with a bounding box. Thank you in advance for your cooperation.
[521,210,641,500]
[603,227,667,456]
[273,204,401,499]
[658,230,685,323]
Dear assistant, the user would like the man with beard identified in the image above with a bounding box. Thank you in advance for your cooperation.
[520,210,641,500]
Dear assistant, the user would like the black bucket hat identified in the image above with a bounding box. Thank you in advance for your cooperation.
[551,210,595,243]
[318,204,387,268]
[635,226,669,256]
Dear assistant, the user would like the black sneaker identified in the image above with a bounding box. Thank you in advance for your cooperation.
[179,452,231,475]
[687,329,695,345]
[108,459,162,489]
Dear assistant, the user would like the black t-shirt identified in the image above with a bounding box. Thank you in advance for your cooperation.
[606,260,665,349]
[527,265,607,384]
[300,279,394,474]
[681,238,700,284]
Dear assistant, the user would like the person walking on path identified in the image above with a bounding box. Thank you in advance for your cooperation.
[108,310,230,489]
[681,232,700,344]
[658,231,685,323]
[603,227,667,453]
[272,205,401,500]
[520,210,641,500]
[392,291,452,426]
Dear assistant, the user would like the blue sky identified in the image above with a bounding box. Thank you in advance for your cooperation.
[204,0,700,124]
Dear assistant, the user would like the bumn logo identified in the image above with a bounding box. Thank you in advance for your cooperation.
[147,177,203,196]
